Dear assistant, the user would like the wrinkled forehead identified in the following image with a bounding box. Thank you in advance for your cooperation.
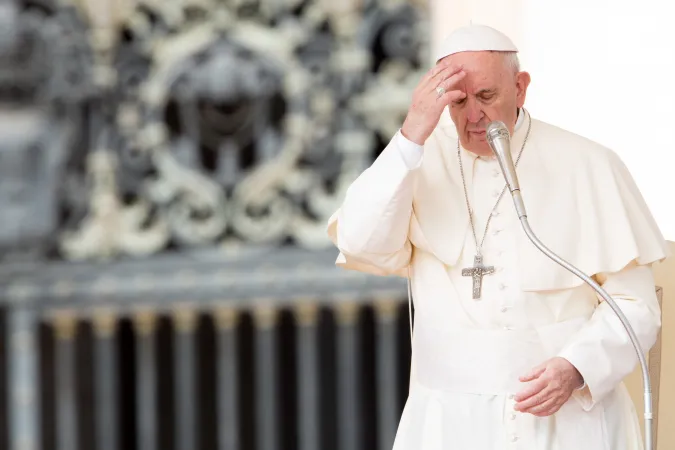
[443,51,512,91]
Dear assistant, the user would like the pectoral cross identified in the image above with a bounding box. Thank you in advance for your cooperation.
[461,254,495,300]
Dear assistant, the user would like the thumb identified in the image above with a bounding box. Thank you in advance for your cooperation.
[520,363,547,382]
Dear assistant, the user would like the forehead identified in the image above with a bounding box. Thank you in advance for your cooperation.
[444,51,510,89]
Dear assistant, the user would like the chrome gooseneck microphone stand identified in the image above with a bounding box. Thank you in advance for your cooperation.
[486,120,653,450]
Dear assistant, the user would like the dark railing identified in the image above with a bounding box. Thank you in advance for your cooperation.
[0,248,413,450]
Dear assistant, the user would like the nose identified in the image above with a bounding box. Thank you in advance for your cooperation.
[466,98,484,124]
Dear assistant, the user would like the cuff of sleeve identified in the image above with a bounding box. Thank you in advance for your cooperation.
[557,353,596,411]
[395,129,424,169]
[571,384,594,411]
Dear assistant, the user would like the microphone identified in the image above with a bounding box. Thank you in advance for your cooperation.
[486,121,527,219]
[486,119,655,450]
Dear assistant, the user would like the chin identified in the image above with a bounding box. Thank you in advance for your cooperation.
[460,137,489,154]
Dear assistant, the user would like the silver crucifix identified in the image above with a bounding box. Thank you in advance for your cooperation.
[461,254,495,299]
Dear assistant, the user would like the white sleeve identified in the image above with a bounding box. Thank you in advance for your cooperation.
[395,129,424,169]
[326,132,422,273]
[557,261,661,411]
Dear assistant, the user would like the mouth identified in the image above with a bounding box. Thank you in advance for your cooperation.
[468,130,486,138]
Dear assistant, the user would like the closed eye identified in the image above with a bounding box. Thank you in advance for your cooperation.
[477,89,496,102]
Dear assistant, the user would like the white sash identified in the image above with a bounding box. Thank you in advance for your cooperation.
[411,315,588,395]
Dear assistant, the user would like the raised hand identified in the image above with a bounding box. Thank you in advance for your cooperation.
[401,60,466,145]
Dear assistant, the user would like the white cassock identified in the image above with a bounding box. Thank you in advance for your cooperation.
[326,105,671,449]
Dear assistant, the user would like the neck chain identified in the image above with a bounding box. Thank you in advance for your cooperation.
[457,110,532,299]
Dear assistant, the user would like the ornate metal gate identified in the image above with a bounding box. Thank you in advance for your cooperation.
[0,0,429,449]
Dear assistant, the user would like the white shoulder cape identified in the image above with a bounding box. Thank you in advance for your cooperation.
[327,115,671,291]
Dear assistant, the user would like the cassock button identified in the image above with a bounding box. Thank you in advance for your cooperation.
[493,189,501,198]
[511,436,519,442]
[493,169,501,178]
[500,307,508,313]
[510,413,517,420]
[499,283,507,290]
[493,229,501,236]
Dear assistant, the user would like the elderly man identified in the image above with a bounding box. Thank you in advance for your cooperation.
[326,24,670,449]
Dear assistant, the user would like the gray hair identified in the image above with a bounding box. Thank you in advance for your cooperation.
[501,51,521,73]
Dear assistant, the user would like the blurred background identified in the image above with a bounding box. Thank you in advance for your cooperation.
[0,1,672,450]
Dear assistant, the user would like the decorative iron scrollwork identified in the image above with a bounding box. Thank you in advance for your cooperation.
[0,0,429,261]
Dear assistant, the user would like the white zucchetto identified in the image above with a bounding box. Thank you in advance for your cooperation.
[435,24,518,62]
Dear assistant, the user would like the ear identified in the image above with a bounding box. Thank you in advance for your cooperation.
[515,71,531,108]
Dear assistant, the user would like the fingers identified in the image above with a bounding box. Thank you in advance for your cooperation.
[512,359,577,417]
[519,364,547,383]
[420,61,463,91]
[435,70,466,94]
[514,386,552,412]
[425,65,465,93]
[421,58,457,84]
[430,70,466,105]
[430,62,464,83]
[519,397,562,417]
[439,89,466,104]
[514,377,547,403]
[402,60,465,144]
[427,87,465,105]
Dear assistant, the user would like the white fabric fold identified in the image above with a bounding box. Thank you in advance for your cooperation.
[558,261,661,410]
